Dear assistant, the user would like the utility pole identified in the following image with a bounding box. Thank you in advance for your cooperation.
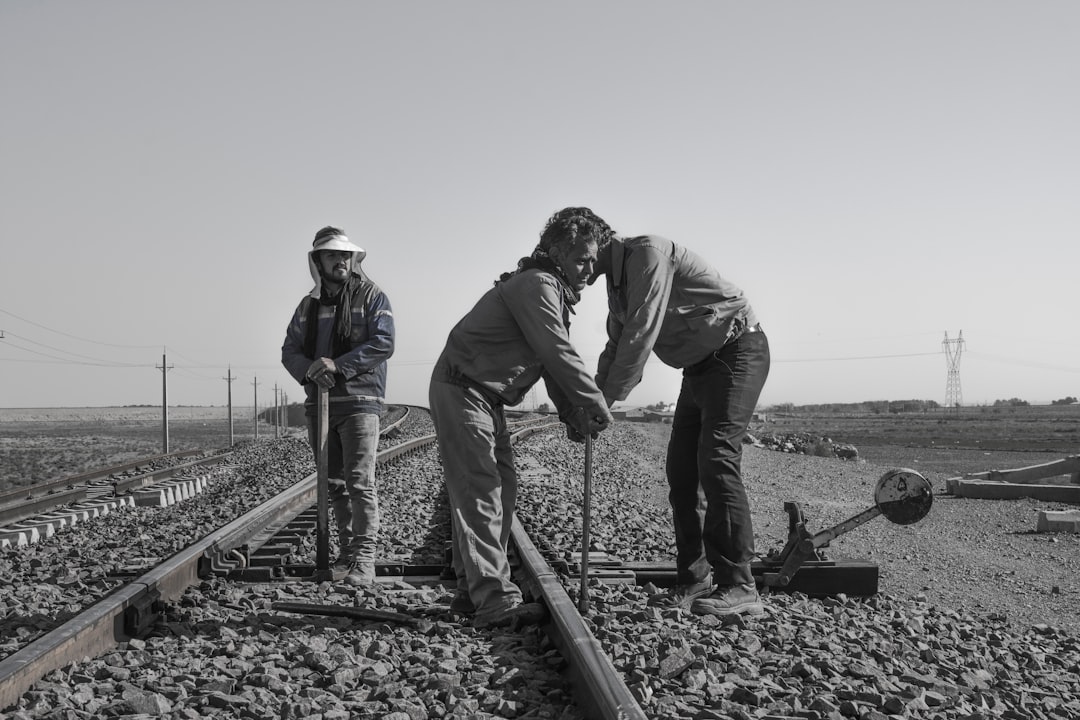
[942,331,965,410]
[157,351,173,453]
[224,366,235,447]
[252,377,259,440]
[273,385,280,439]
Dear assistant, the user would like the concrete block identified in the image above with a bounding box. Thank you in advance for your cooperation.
[13,520,54,539]
[0,529,29,546]
[950,480,1080,502]
[37,514,69,530]
[6,525,41,544]
[1037,510,1080,533]
[134,489,170,507]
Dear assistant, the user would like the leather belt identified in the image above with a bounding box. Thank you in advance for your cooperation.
[686,323,763,373]
[728,322,762,345]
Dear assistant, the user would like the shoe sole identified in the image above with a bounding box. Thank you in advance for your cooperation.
[690,599,765,617]
[647,586,714,609]
[474,604,546,629]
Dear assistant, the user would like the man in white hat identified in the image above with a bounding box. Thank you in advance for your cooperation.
[282,225,395,587]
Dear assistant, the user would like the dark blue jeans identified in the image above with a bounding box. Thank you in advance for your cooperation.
[666,329,770,586]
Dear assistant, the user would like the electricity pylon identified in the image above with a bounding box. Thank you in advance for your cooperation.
[942,331,965,408]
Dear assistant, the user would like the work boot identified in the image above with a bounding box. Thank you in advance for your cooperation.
[690,583,764,617]
[343,561,376,588]
[449,589,476,615]
[473,601,546,629]
[647,579,713,609]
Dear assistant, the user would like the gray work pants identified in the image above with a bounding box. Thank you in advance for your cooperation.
[428,378,522,616]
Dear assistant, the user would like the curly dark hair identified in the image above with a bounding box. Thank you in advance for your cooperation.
[539,207,615,254]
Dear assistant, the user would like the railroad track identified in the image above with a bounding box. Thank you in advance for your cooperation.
[0,407,647,718]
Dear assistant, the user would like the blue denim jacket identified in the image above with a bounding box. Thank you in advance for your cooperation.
[282,277,395,417]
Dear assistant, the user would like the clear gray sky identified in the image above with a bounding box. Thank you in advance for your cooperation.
[2,1,1077,410]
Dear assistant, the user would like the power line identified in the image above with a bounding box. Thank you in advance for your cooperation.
[0,337,152,367]
[1,331,148,366]
[968,350,1080,374]
[0,308,159,349]
[770,352,940,363]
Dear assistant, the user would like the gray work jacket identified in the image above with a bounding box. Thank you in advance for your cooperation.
[597,235,758,403]
[432,268,606,420]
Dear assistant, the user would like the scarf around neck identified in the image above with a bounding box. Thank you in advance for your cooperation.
[497,248,581,324]
[303,274,361,360]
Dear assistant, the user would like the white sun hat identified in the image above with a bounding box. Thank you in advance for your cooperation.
[307,228,368,299]
[311,231,366,259]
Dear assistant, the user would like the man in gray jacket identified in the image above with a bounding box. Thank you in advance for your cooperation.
[591,233,770,616]
[282,226,395,588]
[429,207,613,629]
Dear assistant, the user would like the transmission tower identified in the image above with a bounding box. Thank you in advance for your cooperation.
[942,331,965,408]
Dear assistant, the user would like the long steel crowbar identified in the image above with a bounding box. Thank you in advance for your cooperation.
[579,433,593,614]
[314,387,332,581]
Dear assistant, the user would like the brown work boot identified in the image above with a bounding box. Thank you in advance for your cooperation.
[647,579,713,609]
[690,583,764,617]
[343,562,376,588]
[473,601,546,629]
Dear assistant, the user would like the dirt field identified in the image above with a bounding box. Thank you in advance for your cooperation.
[3,404,1077,493]
[0,406,282,491]
[764,403,1080,460]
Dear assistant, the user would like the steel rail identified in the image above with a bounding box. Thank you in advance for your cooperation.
[379,404,410,435]
[0,414,438,703]
[508,423,647,720]
[0,453,232,528]
[0,427,419,709]
[0,449,206,506]
[511,516,646,720]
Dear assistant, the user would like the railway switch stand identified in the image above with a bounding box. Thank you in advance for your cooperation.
[760,468,934,594]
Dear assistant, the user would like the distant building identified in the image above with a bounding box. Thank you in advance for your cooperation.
[643,409,674,424]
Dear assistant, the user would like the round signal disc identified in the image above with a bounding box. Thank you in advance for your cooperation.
[874,468,933,525]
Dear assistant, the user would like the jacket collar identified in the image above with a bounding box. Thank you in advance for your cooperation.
[611,237,625,290]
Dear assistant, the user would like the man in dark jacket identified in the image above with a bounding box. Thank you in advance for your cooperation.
[591,233,770,617]
[282,226,395,587]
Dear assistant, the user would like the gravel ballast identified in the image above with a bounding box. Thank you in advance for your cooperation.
[4,415,1078,719]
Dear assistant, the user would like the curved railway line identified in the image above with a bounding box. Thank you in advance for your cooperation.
[1,406,645,718]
